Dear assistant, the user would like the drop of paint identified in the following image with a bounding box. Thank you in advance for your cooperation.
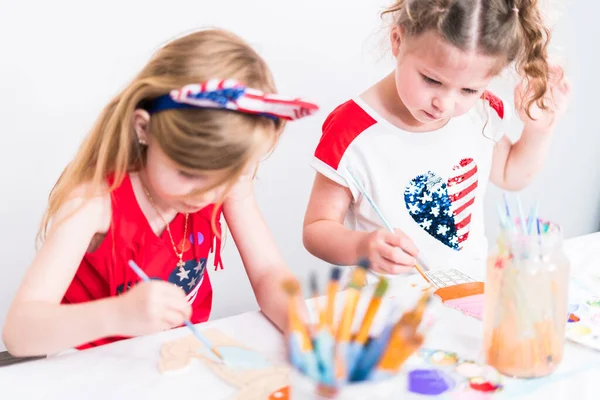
[269,386,289,400]
[587,299,600,308]
[408,369,455,395]
[568,314,580,323]
[469,377,502,393]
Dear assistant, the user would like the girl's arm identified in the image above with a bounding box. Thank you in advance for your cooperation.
[223,178,307,333]
[3,185,190,356]
[2,189,122,356]
[490,67,571,191]
[489,128,554,191]
[303,173,369,265]
[490,126,553,191]
[302,173,416,274]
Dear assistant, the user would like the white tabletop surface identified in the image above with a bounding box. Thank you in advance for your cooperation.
[1,232,599,399]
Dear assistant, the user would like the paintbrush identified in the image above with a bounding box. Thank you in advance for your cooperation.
[335,259,370,382]
[345,167,431,282]
[349,304,400,382]
[400,291,432,331]
[309,271,322,337]
[324,267,341,333]
[369,327,424,381]
[127,260,223,361]
[346,277,389,375]
[310,272,321,319]
[367,292,431,380]
[282,278,320,381]
[516,195,528,235]
[527,201,539,235]
[312,269,340,386]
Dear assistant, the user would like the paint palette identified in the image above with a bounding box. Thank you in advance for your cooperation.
[566,277,600,351]
[400,349,503,398]
[566,297,600,351]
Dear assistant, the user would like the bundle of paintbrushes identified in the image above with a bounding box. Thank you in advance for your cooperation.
[282,259,433,392]
[483,194,570,378]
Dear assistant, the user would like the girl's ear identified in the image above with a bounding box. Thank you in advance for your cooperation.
[133,109,151,145]
[390,25,405,58]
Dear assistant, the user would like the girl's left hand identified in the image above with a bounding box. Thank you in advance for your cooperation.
[515,65,571,131]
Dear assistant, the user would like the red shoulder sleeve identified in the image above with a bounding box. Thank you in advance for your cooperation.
[314,100,376,170]
[482,91,504,119]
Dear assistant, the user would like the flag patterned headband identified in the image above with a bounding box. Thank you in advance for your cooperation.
[145,79,319,121]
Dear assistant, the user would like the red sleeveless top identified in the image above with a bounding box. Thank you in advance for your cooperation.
[62,174,223,349]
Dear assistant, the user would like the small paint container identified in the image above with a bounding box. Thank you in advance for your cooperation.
[288,367,401,399]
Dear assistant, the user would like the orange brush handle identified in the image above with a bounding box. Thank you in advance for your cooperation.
[354,297,383,345]
[324,282,338,329]
[377,330,423,372]
[414,264,430,283]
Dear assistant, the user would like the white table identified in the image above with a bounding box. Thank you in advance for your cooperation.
[1,232,599,399]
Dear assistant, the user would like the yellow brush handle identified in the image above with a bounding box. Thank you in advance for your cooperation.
[289,300,313,351]
[337,289,360,342]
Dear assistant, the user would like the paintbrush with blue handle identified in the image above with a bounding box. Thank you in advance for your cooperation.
[127,260,223,361]
[345,167,432,282]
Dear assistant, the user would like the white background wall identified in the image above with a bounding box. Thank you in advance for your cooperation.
[0,0,597,351]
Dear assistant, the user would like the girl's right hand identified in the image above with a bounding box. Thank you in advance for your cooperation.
[114,281,192,337]
[360,228,419,274]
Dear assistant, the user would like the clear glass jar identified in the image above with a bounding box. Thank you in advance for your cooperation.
[483,223,570,378]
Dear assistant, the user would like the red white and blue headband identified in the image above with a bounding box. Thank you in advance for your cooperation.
[145,79,319,121]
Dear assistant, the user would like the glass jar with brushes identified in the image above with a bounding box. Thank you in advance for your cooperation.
[483,212,570,378]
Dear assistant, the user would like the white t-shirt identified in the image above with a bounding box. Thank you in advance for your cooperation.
[311,91,509,279]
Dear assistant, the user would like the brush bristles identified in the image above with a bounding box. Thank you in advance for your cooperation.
[330,267,342,281]
[282,279,301,296]
[418,291,433,306]
[357,258,370,270]
[348,268,367,290]
[374,278,389,297]
[310,272,319,296]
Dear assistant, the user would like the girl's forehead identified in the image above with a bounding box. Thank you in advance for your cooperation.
[406,31,501,85]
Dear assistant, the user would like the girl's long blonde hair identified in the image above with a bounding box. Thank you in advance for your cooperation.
[38,28,284,246]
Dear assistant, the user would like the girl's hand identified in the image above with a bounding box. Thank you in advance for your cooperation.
[359,228,418,274]
[515,65,571,131]
[114,281,192,337]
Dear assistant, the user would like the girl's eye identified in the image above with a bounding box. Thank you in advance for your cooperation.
[421,74,441,85]
[462,88,479,95]
[179,170,200,179]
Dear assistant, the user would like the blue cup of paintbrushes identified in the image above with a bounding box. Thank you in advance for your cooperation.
[284,262,433,399]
